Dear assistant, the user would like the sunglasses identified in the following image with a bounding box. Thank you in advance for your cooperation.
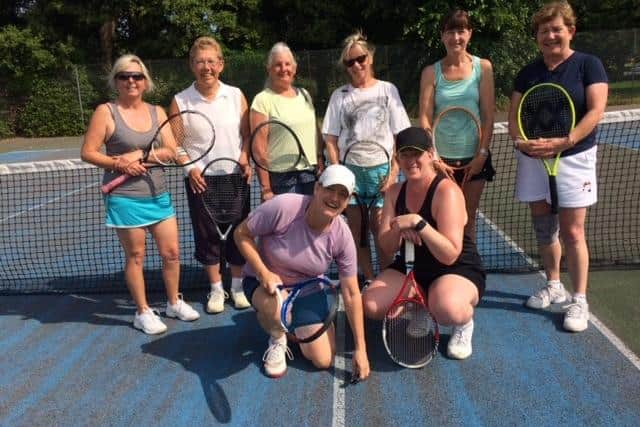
[343,54,367,68]
[116,72,145,81]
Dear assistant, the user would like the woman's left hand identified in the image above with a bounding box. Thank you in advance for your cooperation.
[351,348,370,383]
[464,154,485,181]
[525,137,571,159]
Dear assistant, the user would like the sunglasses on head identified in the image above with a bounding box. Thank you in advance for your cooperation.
[343,54,367,68]
[116,72,145,81]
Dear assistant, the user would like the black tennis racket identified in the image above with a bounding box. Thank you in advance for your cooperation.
[432,106,482,184]
[275,277,340,344]
[341,140,391,247]
[199,157,250,276]
[101,110,215,193]
[249,119,312,173]
[517,82,576,214]
[382,241,439,368]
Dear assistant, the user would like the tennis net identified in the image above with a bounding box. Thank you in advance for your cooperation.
[1,109,639,294]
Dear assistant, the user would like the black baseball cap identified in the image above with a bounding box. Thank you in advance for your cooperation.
[396,126,433,153]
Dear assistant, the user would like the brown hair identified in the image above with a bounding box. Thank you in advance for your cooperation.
[532,1,576,35]
[440,9,473,33]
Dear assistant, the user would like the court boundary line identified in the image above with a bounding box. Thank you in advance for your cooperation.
[332,286,346,427]
[480,211,640,370]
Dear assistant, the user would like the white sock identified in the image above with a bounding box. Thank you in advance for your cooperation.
[573,293,587,304]
[270,334,286,345]
[231,277,243,293]
[210,281,223,292]
[547,279,563,289]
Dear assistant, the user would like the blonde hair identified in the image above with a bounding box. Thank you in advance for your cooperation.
[107,54,155,92]
[339,31,375,69]
[532,1,576,35]
[189,36,223,63]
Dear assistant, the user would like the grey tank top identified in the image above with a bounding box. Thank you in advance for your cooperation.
[102,102,167,197]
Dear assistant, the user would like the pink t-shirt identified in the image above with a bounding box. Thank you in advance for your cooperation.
[243,193,357,284]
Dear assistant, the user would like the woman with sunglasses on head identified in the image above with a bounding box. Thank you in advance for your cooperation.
[81,54,199,335]
[250,42,323,201]
[418,9,496,243]
[170,36,253,315]
[322,31,411,289]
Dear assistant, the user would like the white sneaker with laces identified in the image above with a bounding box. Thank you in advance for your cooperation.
[230,289,251,309]
[563,300,589,332]
[262,337,293,378]
[166,293,200,321]
[133,308,167,335]
[526,282,568,309]
[447,319,474,360]
[206,287,228,314]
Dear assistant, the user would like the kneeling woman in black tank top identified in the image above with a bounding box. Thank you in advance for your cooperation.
[362,127,485,360]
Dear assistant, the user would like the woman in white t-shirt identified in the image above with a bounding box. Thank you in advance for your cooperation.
[322,31,411,288]
[169,36,252,314]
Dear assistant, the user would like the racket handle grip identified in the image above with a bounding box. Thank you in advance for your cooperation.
[101,173,132,194]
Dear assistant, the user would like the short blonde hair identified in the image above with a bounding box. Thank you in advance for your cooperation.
[339,31,375,69]
[189,36,223,63]
[107,54,155,92]
[532,1,576,35]
[266,42,297,69]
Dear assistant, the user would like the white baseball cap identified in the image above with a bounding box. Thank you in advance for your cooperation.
[318,164,356,194]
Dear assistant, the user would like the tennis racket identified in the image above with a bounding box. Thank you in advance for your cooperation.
[341,140,391,247]
[275,277,340,344]
[382,241,439,368]
[249,119,312,173]
[199,157,250,276]
[101,110,215,194]
[432,106,482,184]
[517,82,576,214]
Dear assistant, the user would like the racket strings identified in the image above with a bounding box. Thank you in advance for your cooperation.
[251,121,304,173]
[201,160,248,224]
[520,89,573,138]
[171,113,215,163]
[283,283,338,341]
[384,301,437,367]
[434,109,480,160]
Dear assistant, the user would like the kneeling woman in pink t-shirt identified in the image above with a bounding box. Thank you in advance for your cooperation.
[234,165,370,381]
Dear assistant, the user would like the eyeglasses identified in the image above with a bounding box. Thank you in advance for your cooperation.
[343,54,367,68]
[116,72,145,81]
[194,59,222,67]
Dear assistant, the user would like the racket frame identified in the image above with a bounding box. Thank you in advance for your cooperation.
[517,82,576,214]
[382,241,439,368]
[275,277,340,344]
[101,109,215,194]
[199,157,250,277]
[341,140,391,248]
[249,119,311,173]
[432,106,482,183]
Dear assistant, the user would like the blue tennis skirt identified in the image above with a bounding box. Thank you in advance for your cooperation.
[104,192,175,228]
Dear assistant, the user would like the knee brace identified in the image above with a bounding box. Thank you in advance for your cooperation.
[532,213,559,245]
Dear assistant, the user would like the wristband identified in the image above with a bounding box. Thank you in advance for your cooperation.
[414,219,427,232]
[479,148,489,157]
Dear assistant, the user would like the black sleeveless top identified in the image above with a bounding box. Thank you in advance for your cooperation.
[396,175,483,274]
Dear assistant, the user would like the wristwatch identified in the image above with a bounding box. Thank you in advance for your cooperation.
[479,148,489,157]
[414,218,427,232]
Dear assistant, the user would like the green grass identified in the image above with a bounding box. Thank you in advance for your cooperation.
[562,270,640,356]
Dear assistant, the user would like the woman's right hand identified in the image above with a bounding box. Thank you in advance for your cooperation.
[188,167,206,194]
[259,270,284,295]
[261,188,274,202]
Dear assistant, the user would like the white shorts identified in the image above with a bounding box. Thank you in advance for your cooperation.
[515,145,597,208]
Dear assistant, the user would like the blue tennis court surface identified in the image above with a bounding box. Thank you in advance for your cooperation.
[1,272,639,426]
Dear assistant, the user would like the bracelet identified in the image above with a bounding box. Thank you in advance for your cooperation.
[479,148,489,157]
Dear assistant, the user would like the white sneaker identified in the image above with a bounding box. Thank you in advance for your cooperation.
[133,308,167,335]
[563,300,589,332]
[166,294,200,321]
[206,287,228,314]
[262,337,293,378]
[447,319,474,360]
[526,283,568,309]
[230,289,251,309]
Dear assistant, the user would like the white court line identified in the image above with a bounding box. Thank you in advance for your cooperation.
[0,182,99,224]
[332,283,346,427]
[478,210,640,370]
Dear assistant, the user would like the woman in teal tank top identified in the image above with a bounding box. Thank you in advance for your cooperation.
[418,9,496,244]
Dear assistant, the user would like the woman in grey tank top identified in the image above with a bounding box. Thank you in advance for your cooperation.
[81,54,200,334]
